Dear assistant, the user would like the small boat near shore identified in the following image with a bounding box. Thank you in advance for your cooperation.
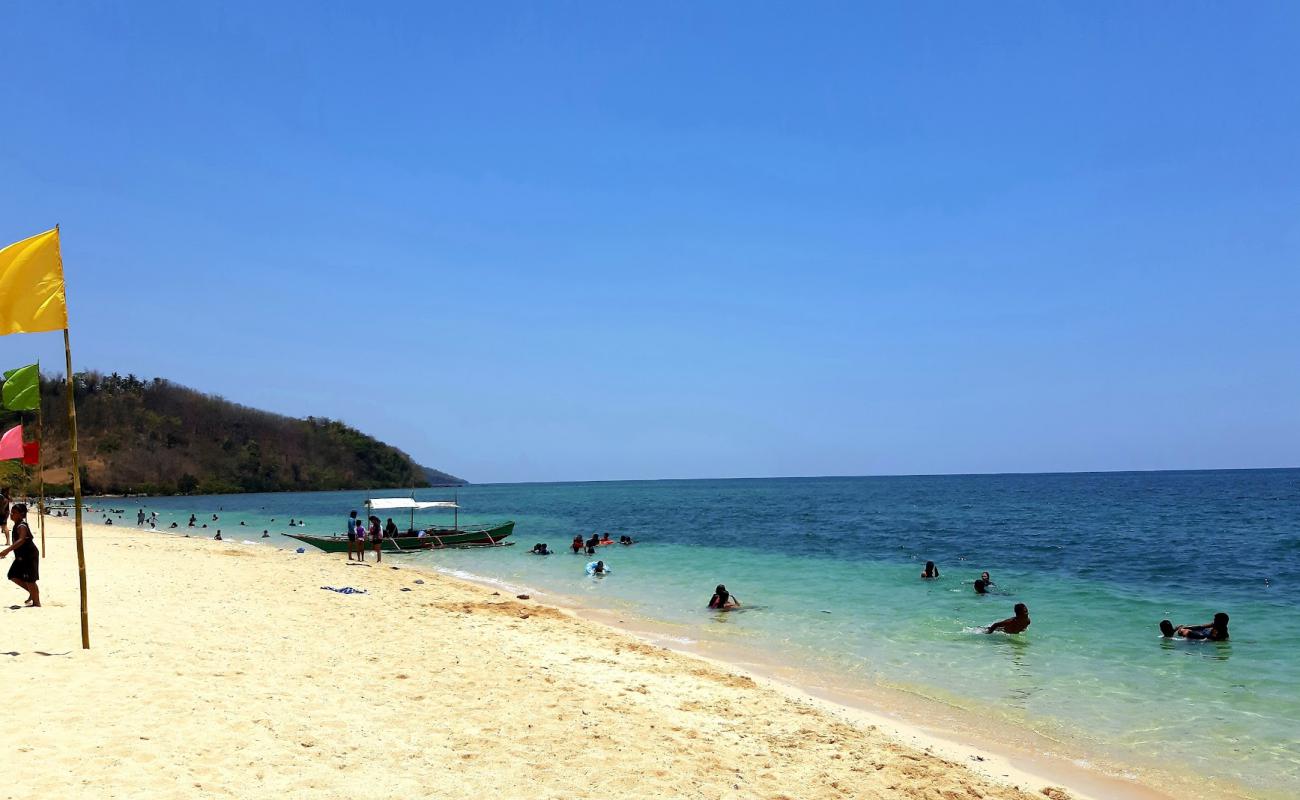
[285,497,515,553]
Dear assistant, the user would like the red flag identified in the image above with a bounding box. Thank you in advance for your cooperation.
[21,441,39,465]
[0,424,22,460]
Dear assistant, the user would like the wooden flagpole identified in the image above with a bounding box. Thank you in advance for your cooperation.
[63,327,88,648]
[53,223,89,649]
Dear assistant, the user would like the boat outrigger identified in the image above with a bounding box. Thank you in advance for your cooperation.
[285,497,515,553]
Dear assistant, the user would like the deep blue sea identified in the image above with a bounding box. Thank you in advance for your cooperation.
[110,469,1299,797]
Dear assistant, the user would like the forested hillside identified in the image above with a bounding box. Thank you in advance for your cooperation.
[0,371,464,496]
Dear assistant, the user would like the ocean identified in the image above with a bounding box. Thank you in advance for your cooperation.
[108,469,1299,798]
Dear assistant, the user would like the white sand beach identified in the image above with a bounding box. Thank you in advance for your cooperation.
[5,517,1158,800]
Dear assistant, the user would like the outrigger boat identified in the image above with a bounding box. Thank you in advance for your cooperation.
[285,497,515,553]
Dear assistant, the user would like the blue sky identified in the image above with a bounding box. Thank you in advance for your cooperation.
[2,3,1297,482]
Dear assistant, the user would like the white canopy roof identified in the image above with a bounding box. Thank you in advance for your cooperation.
[365,498,459,511]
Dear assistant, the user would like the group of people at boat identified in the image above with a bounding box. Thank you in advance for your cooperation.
[343,509,401,562]
[921,559,1229,640]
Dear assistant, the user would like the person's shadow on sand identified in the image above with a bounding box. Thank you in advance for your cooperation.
[3,651,71,657]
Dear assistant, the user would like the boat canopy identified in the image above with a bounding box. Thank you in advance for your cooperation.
[365,498,459,511]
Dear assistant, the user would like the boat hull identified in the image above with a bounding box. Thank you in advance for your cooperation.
[286,522,515,552]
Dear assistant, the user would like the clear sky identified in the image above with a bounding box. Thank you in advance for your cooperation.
[2,3,1298,483]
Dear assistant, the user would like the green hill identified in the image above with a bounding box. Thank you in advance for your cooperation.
[0,371,464,496]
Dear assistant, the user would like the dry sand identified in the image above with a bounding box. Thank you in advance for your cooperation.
[5,517,1101,799]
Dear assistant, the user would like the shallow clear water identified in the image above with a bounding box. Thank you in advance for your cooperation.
[111,470,1300,796]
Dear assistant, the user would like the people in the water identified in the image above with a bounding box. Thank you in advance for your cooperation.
[188,514,197,527]
[169,522,178,529]
[708,584,740,610]
[213,530,222,541]
[531,543,551,555]
[585,533,600,550]
[1160,613,1229,641]
[571,535,584,554]
[973,578,988,594]
[986,603,1030,634]
[981,571,993,586]
[262,530,270,538]
[619,535,635,545]
[599,533,614,545]
[921,561,940,579]
[590,560,608,575]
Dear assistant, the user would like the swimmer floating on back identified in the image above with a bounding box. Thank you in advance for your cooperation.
[1160,613,1229,641]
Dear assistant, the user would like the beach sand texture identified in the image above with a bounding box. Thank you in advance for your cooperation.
[6,518,1079,800]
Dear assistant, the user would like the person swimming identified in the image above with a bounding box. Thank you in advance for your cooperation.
[921,561,939,579]
[973,578,989,594]
[262,530,270,538]
[708,584,741,610]
[589,560,608,575]
[986,603,1030,634]
[571,535,584,554]
[1166,612,1230,641]
[619,535,635,545]
[531,543,551,555]
[599,533,614,545]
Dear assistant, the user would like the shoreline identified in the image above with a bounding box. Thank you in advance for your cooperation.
[19,516,1276,800]
[427,568,1234,800]
[15,518,1269,800]
[7,517,1100,800]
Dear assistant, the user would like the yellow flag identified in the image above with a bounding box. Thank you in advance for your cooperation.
[0,228,68,336]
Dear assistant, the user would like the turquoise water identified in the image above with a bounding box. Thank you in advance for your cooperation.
[115,470,1299,797]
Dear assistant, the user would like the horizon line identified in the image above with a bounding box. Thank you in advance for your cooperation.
[468,464,1300,488]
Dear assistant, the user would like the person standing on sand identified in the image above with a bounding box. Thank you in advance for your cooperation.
[1,488,11,545]
[986,603,1030,634]
[1,503,40,607]
[368,515,383,562]
[345,510,359,561]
